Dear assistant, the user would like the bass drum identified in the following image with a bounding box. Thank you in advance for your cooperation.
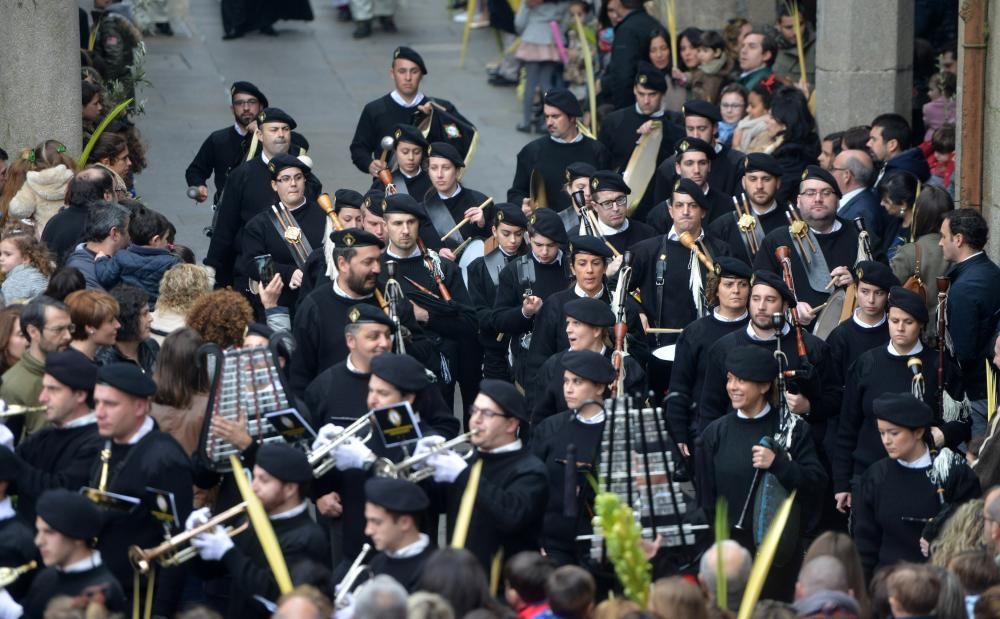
[812,288,846,340]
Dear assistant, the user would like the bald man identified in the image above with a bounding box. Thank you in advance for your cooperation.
[832,149,884,238]
[982,486,1000,556]
[792,556,861,617]
[698,540,752,612]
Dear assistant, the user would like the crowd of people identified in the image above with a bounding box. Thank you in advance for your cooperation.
[1,1,996,619]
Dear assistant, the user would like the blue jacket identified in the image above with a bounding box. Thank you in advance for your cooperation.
[839,188,886,241]
[65,243,102,290]
[882,147,931,183]
[945,252,1000,399]
[95,244,179,305]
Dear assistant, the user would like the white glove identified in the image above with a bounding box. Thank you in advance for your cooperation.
[333,593,354,619]
[185,506,212,531]
[411,436,446,470]
[311,423,344,452]
[190,525,234,561]
[331,438,374,471]
[0,425,13,451]
[427,451,468,483]
[0,589,24,619]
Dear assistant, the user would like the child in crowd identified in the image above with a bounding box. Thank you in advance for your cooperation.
[733,78,774,152]
[514,0,568,133]
[0,229,53,303]
[690,30,733,104]
[95,205,179,307]
[923,125,955,192]
[537,566,595,619]
[718,83,748,146]
[923,72,956,141]
[505,552,555,619]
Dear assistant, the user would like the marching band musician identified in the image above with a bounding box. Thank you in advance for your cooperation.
[526,236,613,387]
[753,165,863,322]
[574,171,656,257]
[189,443,329,619]
[709,153,788,265]
[2,490,126,619]
[422,142,493,255]
[361,190,389,243]
[560,163,596,234]
[696,345,826,601]
[239,153,326,315]
[647,138,734,233]
[490,209,572,389]
[833,287,968,514]
[370,125,432,199]
[332,189,367,230]
[530,350,616,566]
[298,188,367,300]
[852,393,980,581]
[421,379,547,573]
[529,298,645,425]
[508,89,612,215]
[0,350,102,527]
[0,427,34,603]
[87,364,192,617]
[356,477,436,592]
[466,204,528,382]
[666,256,751,458]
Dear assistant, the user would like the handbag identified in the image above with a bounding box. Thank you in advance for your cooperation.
[903,242,928,304]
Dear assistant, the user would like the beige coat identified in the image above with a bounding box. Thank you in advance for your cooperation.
[8,164,74,231]
[890,233,950,338]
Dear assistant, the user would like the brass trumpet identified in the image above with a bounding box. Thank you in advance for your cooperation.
[372,430,479,482]
[0,404,47,418]
[309,414,375,478]
[335,543,373,609]
[0,561,37,587]
[128,503,250,574]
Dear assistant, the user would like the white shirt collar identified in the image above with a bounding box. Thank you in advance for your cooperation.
[437,185,462,200]
[575,408,606,424]
[550,132,585,145]
[270,500,309,521]
[126,416,155,445]
[234,122,249,137]
[63,411,97,429]
[667,227,704,242]
[261,152,272,165]
[346,355,368,375]
[736,402,772,420]
[282,199,307,212]
[390,90,426,108]
[573,284,605,299]
[0,497,14,520]
[957,251,985,264]
[333,280,372,301]
[752,201,778,216]
[852,309,886,329]
[714,308,748,323]
[747,321,791,341]
[61,551,103,573]
[387,244,423,259]
[810,219,843,235]
[596,217,628,236]
[634,103,664,118]
[898,448,932,469]
[888,340,924,356]
[400,168,420,179]
[533,250,563,265]
[386,533,430,559]
[482,438,523,454]
[838,187,864,210]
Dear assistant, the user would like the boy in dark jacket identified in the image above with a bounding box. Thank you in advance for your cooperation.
[95,206,179,307]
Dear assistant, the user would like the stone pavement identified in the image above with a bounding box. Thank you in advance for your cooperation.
[137,0,533,259]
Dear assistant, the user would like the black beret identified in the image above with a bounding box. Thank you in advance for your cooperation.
[362,190,386,217]
[45,349,97,393]
[291,132,310,154]
[38,489,101,541]
[393,124,428,150]
[347,303,394,329]
[268,153,311,179]
[742,153,782,177]
[427,141,465,167]
[479,379,528,422]
[97,363,156,398]
[528,209,568,245]
[873,392,933,429]
[256,442,313,483]
[246,323,274,340]
[853,260,900,292]
[675,136,717,160]
[888,286,929,324]
[230,81,268,108]
[370,353,430,392]
[569,235,613,259]
[365,477,430,513]
[681,99,722,123]
[725,346,778,382]
[257,107,297,129]
[330,227,385,249]
[564,297,614,327]
[713,256,752,280]
[334,189,365,210]
[565,162,597,184]
[590,170,631,195]
[634,61,667,92]
[750,270,795,305]
[543,88,583,118]
[494,203,529,229]
[799,165,842,198]
[672,178,710,210]
[393,46,427,75]
[561,349,616,385]
[383,194,428,221]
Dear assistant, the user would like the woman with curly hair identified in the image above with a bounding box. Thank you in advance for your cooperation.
[96,284,159,372]
[6,140,77,230]
[87,133,131,201]
[0,230,54,302]
[65,289,120,361]
[150,264,212,344]
[0,306,27,375]
[185,289,253,350]
[929,498,985,568]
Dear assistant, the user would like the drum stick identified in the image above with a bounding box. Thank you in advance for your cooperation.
[645,327,684,334]
[440,198,494,242]
[824,279,836,290]
[810,301,830,313]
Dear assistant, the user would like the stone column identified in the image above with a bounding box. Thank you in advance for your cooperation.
[814,0,914,135]
[0,0,82,155]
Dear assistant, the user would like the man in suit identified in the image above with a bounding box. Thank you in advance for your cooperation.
[832,149,885,239]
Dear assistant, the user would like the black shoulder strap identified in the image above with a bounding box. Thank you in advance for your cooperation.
[654,235,669,330]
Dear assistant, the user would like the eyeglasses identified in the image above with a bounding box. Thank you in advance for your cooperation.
[233,98,259,108]
[799,189,837,199]
[276,173,305,184]
[596,195,628,210]
[44,324,76,335]
[469,405,508,420]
